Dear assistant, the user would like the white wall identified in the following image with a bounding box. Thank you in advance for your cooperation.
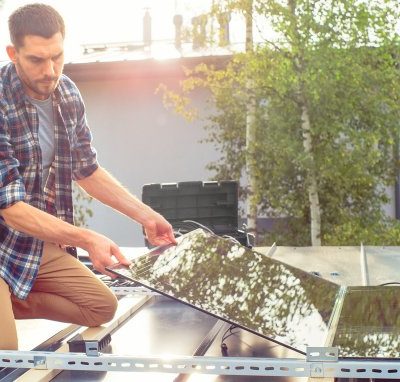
[74,76,219,246]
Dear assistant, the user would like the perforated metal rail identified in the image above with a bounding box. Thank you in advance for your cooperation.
[1,350,400,378]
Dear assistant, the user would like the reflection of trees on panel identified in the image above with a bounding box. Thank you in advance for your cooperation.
[129,231,400,357]
[130,229,338,350]
[334,287,400,357]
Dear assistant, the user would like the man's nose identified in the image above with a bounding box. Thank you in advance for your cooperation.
[43,59,56,78]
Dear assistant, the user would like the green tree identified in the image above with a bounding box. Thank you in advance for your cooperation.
[160,0,400,246]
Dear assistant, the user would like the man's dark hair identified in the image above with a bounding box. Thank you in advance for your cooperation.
[8,3,65,48]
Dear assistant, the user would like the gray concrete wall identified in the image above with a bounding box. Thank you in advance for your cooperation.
[74,76,218,246]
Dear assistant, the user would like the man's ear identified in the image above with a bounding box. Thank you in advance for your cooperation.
[6,45,17,63]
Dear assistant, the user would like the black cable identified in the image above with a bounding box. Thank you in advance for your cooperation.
[221,235,241,245]
[222,325,239,343]
[183,220,214,233]
[220,324,281,357]
[172,220,215,237]
[220,325,239,356]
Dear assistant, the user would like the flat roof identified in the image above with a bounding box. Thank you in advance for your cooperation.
[63,54,232,82]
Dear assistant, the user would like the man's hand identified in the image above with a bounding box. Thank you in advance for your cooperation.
[85,232,130,276]
[76,167,177,248]
[143,212,177,247]
[0,201,131,277]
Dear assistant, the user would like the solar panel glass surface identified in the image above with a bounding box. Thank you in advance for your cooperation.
[109,229,340,354]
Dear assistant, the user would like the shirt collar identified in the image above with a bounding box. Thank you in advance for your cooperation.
[8,64,26,106]
[53,84,62,105]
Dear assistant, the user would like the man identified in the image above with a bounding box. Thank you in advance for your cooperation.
[0,3,176,350]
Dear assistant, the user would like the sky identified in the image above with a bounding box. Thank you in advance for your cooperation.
[0,0,223,61]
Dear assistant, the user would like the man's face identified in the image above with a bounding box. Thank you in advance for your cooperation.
[6,32,64,100]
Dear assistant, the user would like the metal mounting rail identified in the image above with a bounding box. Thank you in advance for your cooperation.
[1,351,400,378]
[110,286,159,296]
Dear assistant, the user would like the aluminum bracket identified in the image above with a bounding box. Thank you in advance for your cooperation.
[306,347,338,362]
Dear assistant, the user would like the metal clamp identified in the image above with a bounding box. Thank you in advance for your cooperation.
[33,355,47,369]
[306,347,338,362]
[310,363,324,378]
[85,341,100,357]
[307,347,338,378]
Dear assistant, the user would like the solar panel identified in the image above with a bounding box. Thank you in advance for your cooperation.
[332,286,400,358]
[107,229,400,358]
[108,229,341,354]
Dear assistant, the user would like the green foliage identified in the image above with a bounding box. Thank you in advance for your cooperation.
[324,215,400,246]
[72,183,93,227]
[160,0,400,246]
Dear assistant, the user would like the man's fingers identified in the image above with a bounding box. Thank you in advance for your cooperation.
[146,228,177,246]
[92,257,112,275]
[104,270,119,279]
[168,230,177,245]
[111,244,131,266]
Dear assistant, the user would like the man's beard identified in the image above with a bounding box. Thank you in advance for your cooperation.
[27,76,59,97]
[16,62,60,98]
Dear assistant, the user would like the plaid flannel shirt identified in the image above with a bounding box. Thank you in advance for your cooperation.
[0,63,98,299]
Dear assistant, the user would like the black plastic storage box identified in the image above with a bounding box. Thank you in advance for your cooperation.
[142,181,251,247]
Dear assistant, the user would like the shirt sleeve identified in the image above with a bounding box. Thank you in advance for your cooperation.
[71,97,99,181]
[0,113,26,209]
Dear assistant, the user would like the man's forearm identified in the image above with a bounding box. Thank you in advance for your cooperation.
[0,201,94,250]
[77,167,176,246]
[76,167,155,225]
